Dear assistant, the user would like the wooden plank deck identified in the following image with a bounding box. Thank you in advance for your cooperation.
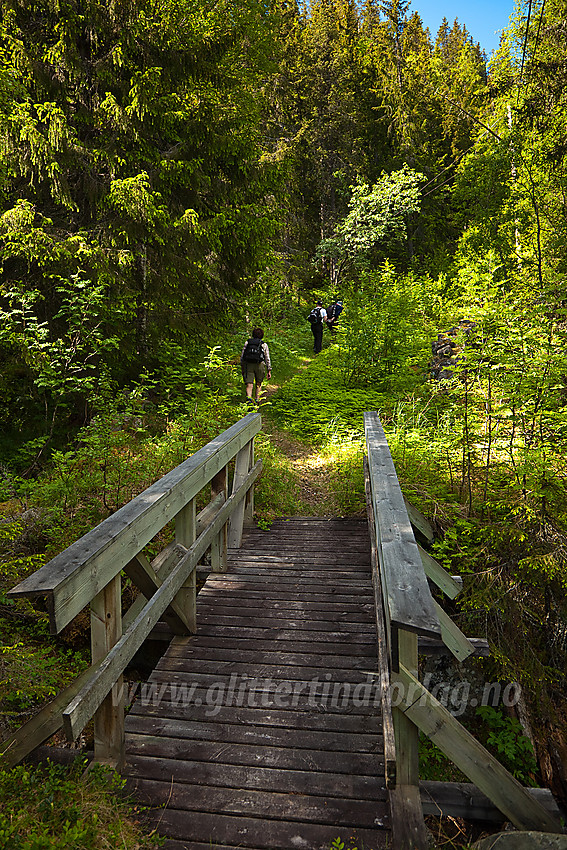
[123,518,391,850]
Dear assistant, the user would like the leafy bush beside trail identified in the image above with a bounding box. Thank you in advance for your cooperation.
[0,758,163,849]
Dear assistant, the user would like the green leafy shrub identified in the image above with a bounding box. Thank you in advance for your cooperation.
[0,642,87,718]
[0,273,119,452]
[0,758,163,849]
[329,838,357,850]
[335,265,434,389]
[476,706,538,785]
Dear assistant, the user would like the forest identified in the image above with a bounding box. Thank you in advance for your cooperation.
[0,0,566,845]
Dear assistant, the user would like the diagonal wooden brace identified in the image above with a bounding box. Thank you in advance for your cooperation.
[391,664,562,833]
[124,552,194,635]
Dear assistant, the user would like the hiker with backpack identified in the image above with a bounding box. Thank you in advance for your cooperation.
[240,327,272,404]
[326,298,343,336]
[307,300,327,354]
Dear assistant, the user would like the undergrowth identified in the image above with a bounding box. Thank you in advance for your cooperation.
[0,757,163,849]
[269,345,395,442]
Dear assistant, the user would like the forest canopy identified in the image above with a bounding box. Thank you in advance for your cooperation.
[0,0,493,444]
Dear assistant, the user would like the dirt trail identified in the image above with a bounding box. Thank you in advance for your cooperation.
[258,382,341,517]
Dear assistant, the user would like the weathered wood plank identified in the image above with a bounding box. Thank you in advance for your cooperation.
[434,600,477,661]
[419,636,490,657]
[166,634,376,657]
[127,684,380,718]
[162,644,376,668]
[185,625,375,644]
[123,553,190,635]
[194,601,375,623]
[210,467,228,573]
[198,584,372,601]
[196,491,225,536]
[195,596,376,615]
[159,842,264,850]
[230,546,370,557]
[403,497,434,542]
[90,574,123,767]
[141,809,389,850]
[190,613,376,633]
[244,440,254,526]
[125,732,384,774]
[123,753,385,799]
[154,656,377,680]
[174,498,197,633]
[392,664,562,833]
[418,543,462,599]
[195,595,373,613]
[8,412,262,633]
[127,777,388,826]
[223,564,372,575]
[62,460,263,740]
[238,533,368,541]
[364,412,441,642]
[420,780,561,823]
[232,548,369,555]
[127,700,381,734]
[364,455,396,789]
[202,571,372,585]
[131,678,381,717]
[123,715,383,753]
[227,442,252,548]
[394,631,420,802]
[389,783,432,850]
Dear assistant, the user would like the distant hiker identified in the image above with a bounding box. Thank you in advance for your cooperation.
[307,300,327,353]
[326,298,343,336]
[240,327,271,404]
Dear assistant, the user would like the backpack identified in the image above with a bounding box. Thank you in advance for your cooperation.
[242,338,265,363]
[308,307,323,325]
[334,301,343,319]
[326,303,336,321]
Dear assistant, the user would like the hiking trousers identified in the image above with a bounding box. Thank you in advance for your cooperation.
[312,323,324,353]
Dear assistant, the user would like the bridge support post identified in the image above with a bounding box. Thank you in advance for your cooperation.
[175,499,197,631]
[244,440,255,525]
[228,441,253,549]
[390,629,432,849]
[394,628,419,786]
[90,574,124,768]
[211,466,228,572]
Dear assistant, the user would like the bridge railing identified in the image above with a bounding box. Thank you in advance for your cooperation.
[2,411,262,769]
[363,411,561,849]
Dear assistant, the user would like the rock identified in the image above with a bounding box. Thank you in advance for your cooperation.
[473,832,567,849]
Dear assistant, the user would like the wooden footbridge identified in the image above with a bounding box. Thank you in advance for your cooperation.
[2,412,563,849]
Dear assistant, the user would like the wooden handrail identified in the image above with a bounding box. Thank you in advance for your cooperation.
[62,460,262,741]
[364,411,441,656]
[3,411,262,768]
[363,410,561,845]
[9,412,262,634]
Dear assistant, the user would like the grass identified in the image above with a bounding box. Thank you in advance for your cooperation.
[0,757,163,849]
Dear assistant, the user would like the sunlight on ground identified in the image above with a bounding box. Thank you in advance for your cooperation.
[291,452,326,471]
